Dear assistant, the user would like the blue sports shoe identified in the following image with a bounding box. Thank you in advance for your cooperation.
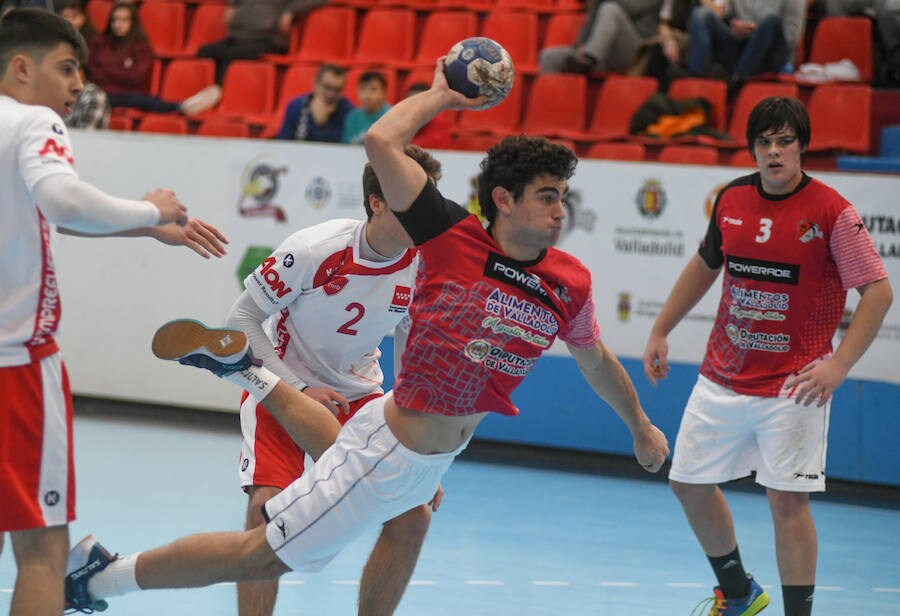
[64,535,117,614]
[691,574,770,616]
[151,319,257,376]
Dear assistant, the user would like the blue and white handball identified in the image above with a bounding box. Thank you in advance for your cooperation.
[443,37,514,110]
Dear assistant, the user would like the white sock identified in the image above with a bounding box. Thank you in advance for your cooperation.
[88,552,141,598]
[223,365,280,400]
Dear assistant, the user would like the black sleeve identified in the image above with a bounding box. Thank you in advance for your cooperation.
[698,196,724,269]
[394,180,471,246]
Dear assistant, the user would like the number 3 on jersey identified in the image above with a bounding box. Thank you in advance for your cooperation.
[755,218,773,243]
[337,302,364,335]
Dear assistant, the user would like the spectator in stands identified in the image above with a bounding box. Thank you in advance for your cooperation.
[198,0,327,84]
[824,0,900,85]
[342,70,390,144]
[647,1,697,85]
[54,0,97,43]
[405,81,454,150]
[684,0,807,92]
[89,2,221,116]
[66,66,111,129]
[539,0,664,74]
[276,63,354,142]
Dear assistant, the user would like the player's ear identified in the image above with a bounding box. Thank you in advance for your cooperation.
[8,53,33,85]
[368,193,385,213]
[491,186,512,215]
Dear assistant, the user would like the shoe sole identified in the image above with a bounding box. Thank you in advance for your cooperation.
[745,592,770,615]
[152,319,247,362]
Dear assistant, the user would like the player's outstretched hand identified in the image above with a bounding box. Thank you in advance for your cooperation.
[431,57,488,111]
[633,423,669,473]
[783,356,848,407]
[642,333,670,386]
[302,386,351,418]
[145,188,188,226]
[150,218,229,258]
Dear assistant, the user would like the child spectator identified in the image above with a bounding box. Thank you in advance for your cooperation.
[342,70,390,144]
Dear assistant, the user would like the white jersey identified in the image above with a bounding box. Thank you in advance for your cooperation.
[244,218,417,400]
[0,96,78,367]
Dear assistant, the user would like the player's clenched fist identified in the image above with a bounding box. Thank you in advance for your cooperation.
[144,188,188,226]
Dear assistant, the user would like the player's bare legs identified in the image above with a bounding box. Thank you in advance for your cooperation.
[10,525,69,616]
[237,485,282,616]
[135,525,289,590]
[670,481,737,555]
[767,489,816,585]
[358,505,431,616]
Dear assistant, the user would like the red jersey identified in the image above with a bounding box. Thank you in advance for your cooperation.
[698,173,887,397]
[392,181,601,417]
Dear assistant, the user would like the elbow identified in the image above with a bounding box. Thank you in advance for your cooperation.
[363,124,389,160]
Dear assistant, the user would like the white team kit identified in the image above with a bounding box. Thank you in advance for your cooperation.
[0,96,79,529]
[239,219,417,488]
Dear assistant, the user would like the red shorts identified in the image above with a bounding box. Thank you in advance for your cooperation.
[238,390,383,491]
[0,353,75,531]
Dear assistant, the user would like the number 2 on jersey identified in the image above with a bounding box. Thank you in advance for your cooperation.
[337,302,364,335]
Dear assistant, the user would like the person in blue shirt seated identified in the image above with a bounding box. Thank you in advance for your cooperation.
[275,63,354,142]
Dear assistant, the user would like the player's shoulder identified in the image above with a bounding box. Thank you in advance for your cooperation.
[544,247,591,277]
[284,218,361,251]
[0,97,66,134]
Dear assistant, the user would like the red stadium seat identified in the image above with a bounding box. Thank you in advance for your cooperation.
[585,142,646,161]
[667,77,728,132]
[138,2,186,57]
[159,59,216,103]
[806,16,873,83]
[352,9,416,67]
[724,82,799,144]
[541,12,585,48]
[807,83,872,154]
[455,79,524,138]
[196,118,250,138]
[657,145,720,165]
[521,73,587,139]
[215,61,276,123]
[495,0,556,13]
[408,11,479,70]
[181,3,228,56]
[138,114,189,135]
[581,75,658,142]
[481,11,540,74]
[86,0,113,31]
[292,7,356,65]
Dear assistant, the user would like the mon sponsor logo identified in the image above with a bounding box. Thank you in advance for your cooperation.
[258,257,293,298]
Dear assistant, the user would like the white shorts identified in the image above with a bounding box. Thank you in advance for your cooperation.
[262,393,466,572]
[669,375,829,492]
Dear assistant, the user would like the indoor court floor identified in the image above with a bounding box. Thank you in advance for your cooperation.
[1,405,897,615]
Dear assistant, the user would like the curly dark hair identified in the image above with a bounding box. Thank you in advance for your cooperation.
[477,135,577,226]
[745,96,810,156]
[362,145,442,218]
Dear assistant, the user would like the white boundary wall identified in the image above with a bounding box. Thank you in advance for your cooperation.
[54,132,900,412]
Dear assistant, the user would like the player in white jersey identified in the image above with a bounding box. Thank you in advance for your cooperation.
[643,97,892,616]
[0,9,227,616]
[229,146,442,616]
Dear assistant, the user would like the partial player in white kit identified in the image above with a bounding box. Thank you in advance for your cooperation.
[0,8,227,616]
[62,58,669,614]
[229,146,443,616]
[643,96,893,616]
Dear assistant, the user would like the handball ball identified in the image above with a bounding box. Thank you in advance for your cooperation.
[443,37,514,110]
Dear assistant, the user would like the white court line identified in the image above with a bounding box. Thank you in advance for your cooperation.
[532,581,570,586]
[408,580,437,586]
[0,589,11,594]
[465,580,503,586]
[599,581,638,587]
[872,587,900,593]
[332,580,359,586]
[281,580,306,586]
[817,586,843,591]
[666,582,705,588]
